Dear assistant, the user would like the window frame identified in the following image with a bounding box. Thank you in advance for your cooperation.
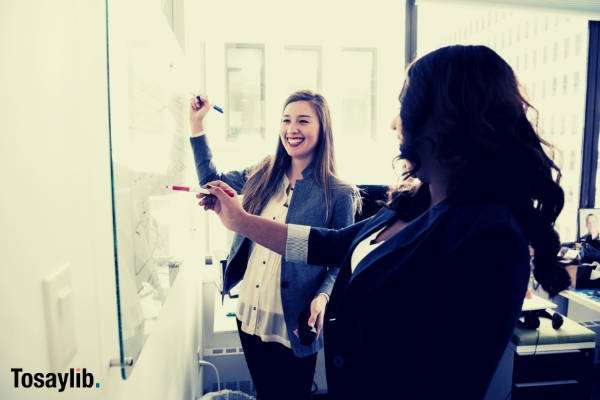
[224,43,266,140]
[580,21,600,208]
[340,46,378,139]
[408,0,600,241]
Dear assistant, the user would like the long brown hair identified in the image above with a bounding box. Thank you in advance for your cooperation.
[242,90,359,217]
[388,45,569,296]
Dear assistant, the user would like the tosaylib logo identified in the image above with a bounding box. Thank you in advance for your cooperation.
[11,368,100,392]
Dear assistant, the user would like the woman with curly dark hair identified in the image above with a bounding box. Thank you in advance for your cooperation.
[198,45,571,399]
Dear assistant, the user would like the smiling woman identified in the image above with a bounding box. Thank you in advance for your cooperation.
[197,44,573,400]
[191,0,405,186]
[280,101,320,161]
[189,90,360,400]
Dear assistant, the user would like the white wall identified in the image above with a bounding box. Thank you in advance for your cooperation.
[0,1,203,399]
[186,0,405,184]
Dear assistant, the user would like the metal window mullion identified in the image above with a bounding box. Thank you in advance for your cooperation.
[579,21,600,208]
[405,0,418,68]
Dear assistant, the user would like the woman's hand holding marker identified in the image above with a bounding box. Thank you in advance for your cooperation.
[196,181,244,230]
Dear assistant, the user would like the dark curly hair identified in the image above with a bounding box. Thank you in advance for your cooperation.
[388,45,570,296]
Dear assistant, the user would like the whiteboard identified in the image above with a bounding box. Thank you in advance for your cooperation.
[107,0,196,378]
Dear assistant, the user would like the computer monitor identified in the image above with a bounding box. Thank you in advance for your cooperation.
[558,209,600,262]
[578,208,600,242]
[574,208,600,289]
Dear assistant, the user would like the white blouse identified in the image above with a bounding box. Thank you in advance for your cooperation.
[236,175,293,348]
[350,227,386,273]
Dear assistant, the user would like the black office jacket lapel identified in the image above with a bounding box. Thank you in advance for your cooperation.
[324,200,452,399]
[350,202,448,280]
[326,208,397,307]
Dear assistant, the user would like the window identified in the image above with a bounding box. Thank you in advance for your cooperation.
[196,0,405,253]
[589,24,600,207]
[199,0,404,185]
[416,2,588,242]
[339,48,376,139]
[225,44,265,140]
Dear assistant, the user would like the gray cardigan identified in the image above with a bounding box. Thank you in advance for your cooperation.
[190,135,355,357]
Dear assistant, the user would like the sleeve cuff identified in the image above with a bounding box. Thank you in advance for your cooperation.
[285,224,310,263]
[317,292,330,303]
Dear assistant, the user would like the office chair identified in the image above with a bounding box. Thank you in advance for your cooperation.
[355,184,389,222]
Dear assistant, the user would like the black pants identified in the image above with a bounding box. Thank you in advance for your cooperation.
[237,319,317,400]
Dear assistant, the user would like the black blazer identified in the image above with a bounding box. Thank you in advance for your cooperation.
[305,200,530,399]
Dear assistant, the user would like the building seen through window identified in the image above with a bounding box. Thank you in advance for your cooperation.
[417,2,589,242]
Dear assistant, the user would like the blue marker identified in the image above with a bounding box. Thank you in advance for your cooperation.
[194,94,224,114]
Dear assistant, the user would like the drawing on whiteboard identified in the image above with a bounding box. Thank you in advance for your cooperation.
[107,1,198,378]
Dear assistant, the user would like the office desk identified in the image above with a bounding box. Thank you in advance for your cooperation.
[511,313,596,399]
[522,294,557,311]
[560,289,600,314]
[485,294,597,400]
[558,289,600,370]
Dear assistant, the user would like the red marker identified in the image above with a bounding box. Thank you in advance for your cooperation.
[166,185,235,197]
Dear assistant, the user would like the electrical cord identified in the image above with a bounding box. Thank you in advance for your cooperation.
[532,326,540,357]
[198,360,221,392]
